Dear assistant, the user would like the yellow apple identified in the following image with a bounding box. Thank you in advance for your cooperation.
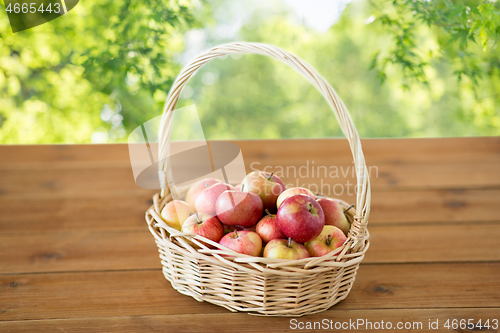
[160,200,194,231]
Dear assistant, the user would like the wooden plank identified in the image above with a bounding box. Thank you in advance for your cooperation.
[1,309,499,333]
[1,184,499,233]
[1,137,499,192]
[0,230,160,274]
[368,188,500,225]
[0,167,142,197]
[0,191,156,232]
[365,223,500,263]
[237,137,500,191]
[1,263,499,321]
[0,144,130,164]
[0,308,500,333]
[2,137,499,166]
[1,222,499,274]
[0,270,227,321]
[339,262,500,310]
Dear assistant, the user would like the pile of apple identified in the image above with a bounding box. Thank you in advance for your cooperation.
[160,171,351,260]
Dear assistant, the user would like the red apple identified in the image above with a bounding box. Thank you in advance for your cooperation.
[215,190,263,228]
[317,198,351,235]
[185,178,221,207]
[263,238,310,260]
[256,209,286,243]
[276,187,315,209]
[181,212,224,245]
[304,225,347,257]
[160,200,194,231]
[277,194,325,243]
[241,171,286,213]
[219,230,262,256]
[194,183,235,216]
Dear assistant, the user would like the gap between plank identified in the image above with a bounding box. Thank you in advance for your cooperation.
[1,261,499,276]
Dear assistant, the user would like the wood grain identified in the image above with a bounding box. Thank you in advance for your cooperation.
[368,188,500,224]
[0,230,160,274]
[1,223,499,274]
[0,167,141,197]
[1,309,499,333]
[365,222,500,263]
[1,138,499,192]
[1,182,499,234]
[0,144,129,164]
[237,137,500,190]
[1,263,498,321]
[0,191,156,232]
[1,138,499,330]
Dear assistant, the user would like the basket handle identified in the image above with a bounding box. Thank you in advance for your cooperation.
[157,42,371,243]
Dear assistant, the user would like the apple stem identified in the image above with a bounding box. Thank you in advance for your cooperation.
[307,202,313,213]
[267,172,274,181]
[326,234,332,246]
[205,183,209,188]
[265,209,272,217]
[234,230,239,238]
[344,204,355,214]
[287,237,292,248]
[241,184,245,192]
[195,212,200,222]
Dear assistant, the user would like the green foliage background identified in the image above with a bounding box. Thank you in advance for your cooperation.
[0,0,499,143]
[0,0,200,143]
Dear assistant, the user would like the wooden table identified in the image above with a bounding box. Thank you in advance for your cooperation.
[1,137,499,332]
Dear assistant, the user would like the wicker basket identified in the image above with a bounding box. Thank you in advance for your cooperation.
[145,42,371,317]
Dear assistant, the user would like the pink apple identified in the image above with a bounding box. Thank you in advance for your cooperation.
[263,238,310,260]
[160,200,194,231]
[241,171,286,213]
[215,190,263,227]
[276,187,315,209]
[185,178,221,207]
[277,194,325,243]
[219,230,262,256]
[194,183,235,216]
[317,198,351,235]
[181,212,224,246]
[304,225,347,257]
[256,209,286,243]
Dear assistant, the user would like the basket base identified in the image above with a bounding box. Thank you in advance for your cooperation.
[160,257,361,317]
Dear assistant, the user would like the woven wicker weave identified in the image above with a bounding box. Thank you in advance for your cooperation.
[146,42,371,316]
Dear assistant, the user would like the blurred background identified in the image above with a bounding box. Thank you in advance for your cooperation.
[0,0,499,144]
